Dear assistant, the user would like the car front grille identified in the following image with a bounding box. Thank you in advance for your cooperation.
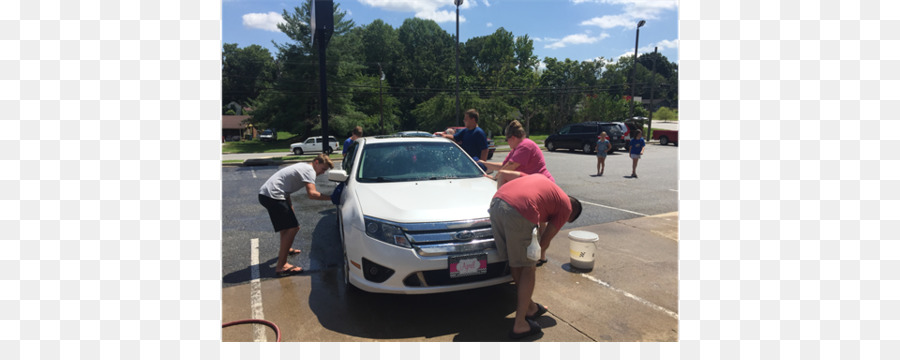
[400,218,496,257]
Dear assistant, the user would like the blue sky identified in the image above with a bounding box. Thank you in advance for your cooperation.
[223,0,678,66]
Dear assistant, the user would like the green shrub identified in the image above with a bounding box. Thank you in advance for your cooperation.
[652,107,678,121]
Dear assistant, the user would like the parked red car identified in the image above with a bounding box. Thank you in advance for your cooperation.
[652,129,678,146]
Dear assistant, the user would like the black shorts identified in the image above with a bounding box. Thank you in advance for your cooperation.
[258,194,299,232]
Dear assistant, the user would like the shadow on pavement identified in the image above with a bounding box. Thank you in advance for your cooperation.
[307,271,524,341]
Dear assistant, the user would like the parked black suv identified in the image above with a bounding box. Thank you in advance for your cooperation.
[544,122,627,154]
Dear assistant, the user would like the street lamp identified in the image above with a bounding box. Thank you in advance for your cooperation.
[629,19,646,119]
[378,62,385,134]
[455,0,463,126]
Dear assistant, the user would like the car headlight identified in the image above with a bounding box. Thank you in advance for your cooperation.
[364,217,411,248]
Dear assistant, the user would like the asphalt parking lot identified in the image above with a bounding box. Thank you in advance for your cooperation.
[222,142,678,342]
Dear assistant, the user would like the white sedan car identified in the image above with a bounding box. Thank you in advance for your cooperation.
[328,136,512,294]
[290,136,339,155]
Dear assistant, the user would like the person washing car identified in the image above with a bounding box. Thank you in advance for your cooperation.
[438,109,488,163]
[489,174,582,339]
[258,154,334,276]
[480,119,557,266]
[342,126,363,156]
[479,119,554,188]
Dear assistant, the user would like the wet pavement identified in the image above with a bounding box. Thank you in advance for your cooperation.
[222,212,678,342]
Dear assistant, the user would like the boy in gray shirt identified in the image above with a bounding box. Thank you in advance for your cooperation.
[258,154,334,276]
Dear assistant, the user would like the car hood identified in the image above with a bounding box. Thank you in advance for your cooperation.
[353,177,497,223]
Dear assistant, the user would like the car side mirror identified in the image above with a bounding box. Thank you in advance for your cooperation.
[327,169,349,182]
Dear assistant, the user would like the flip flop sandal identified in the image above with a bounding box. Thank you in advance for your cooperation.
[508,319,542,340]
[526,303,548,321]
[288,248,302,255]
[536,259,548,267]
[275,266,303,277]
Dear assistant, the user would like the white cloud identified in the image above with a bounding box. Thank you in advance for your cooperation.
[612,38,678,62]
[483,0,491,6]
[580,14,634,29]
[415,9,461,23]
[358,0,475,23]
[242,12,287,32]
[544,33,610,49]
[577,0,677,30]
[487,22,493,27]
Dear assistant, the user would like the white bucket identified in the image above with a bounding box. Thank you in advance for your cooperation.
[568,230,599,270]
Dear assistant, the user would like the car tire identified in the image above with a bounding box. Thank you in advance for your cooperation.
[546,141,556,152]
[293,148,303,155]
[660,136,669,146]
[583,143,593,154]
[488,150,494,160]
[325,147,333,155]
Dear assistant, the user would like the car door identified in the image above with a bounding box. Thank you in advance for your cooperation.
[302,138,317,153]
[569,124,591,149]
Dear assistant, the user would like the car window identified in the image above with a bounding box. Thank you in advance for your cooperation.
[343,141,358,173]
[600,125,616,135]
[356,142,483,183]
[305,138,315,144]
[558,125,571,135]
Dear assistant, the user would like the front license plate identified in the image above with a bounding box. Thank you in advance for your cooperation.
[449,254,488,278]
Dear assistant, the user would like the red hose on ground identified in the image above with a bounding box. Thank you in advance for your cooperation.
[222,319,282,342]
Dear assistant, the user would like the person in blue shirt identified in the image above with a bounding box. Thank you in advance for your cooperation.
[440,109,488,161]
[342,126,362,156]
[629,129,646,178]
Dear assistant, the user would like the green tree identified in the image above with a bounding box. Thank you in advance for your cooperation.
[249,0,356,137]
[222,43,275,107]
[574,93,630,123]
[395,17,455,129]
[538,58,602,132]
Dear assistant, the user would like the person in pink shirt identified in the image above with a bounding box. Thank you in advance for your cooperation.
[489,174,582,339]
[479,120,554,189]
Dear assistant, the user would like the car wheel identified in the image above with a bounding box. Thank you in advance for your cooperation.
[546,141,556,152]
[488,150,494,160]
[293,148,303,155]
[660,136,669,146]
[325,147,333,155]
[583,143,593,154]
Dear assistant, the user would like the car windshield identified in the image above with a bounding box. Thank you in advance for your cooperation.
[262,130,273,135]
[356,141,483,183]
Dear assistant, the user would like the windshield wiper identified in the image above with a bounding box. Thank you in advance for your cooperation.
[361,176,399,182]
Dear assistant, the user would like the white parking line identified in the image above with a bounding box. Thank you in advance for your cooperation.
[580,273,679,320]
[668,189,677,192]
[251,169,258,178]
[579,200,649,217]
[249,238,266,341]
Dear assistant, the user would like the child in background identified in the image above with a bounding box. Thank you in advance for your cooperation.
[596,131,611,176]
[629,130,646,178]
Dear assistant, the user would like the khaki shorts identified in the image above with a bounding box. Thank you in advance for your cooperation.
[489,198,538,268]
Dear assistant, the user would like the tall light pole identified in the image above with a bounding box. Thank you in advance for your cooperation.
[455,0,464,126]
[378,62,385,135]
[629,19,646,119]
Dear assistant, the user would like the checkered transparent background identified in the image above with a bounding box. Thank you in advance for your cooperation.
[3,0,896,359]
